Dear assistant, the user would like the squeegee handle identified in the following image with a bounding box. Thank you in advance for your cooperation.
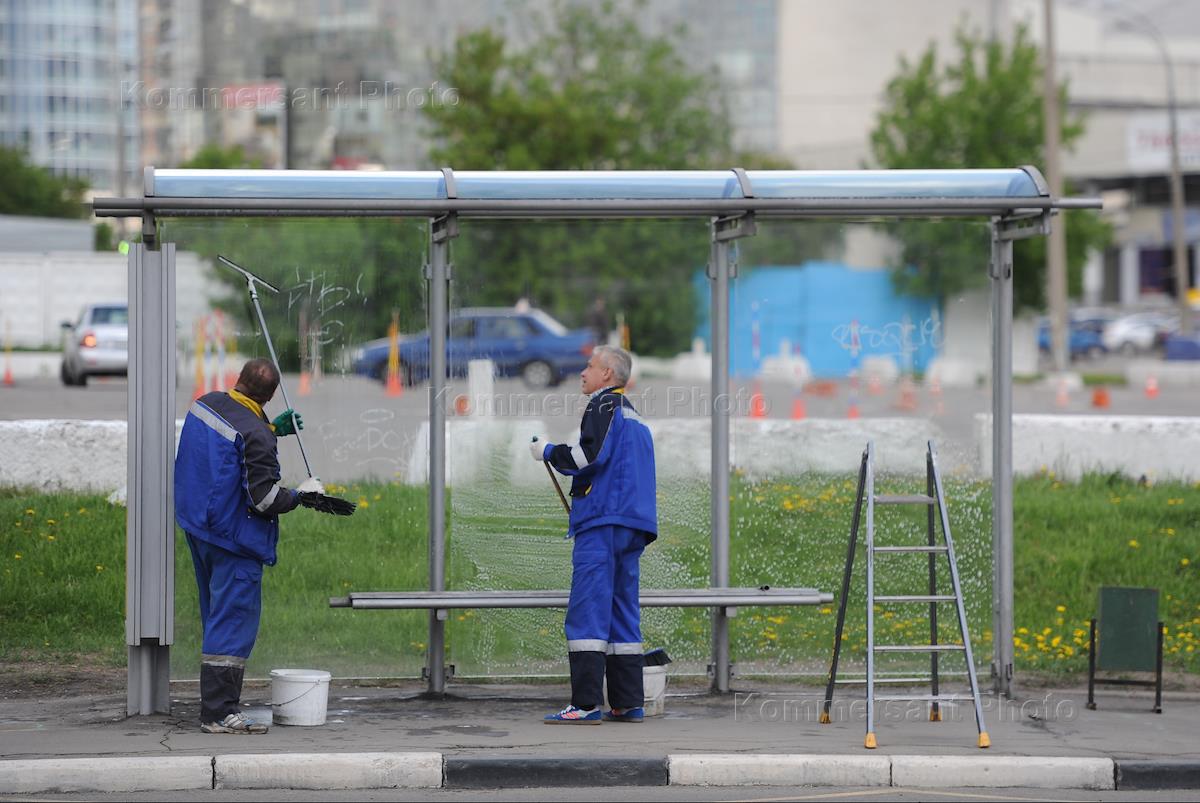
[248,282,313,478]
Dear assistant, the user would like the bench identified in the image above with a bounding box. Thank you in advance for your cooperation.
[330,587,834,619]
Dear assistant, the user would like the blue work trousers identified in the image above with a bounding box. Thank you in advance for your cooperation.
[186,534,264,662]
[564,524,648,710]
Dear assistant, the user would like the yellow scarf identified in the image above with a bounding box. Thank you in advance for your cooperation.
[228,388,270,427]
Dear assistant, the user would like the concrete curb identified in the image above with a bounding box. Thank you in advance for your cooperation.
[668,754,890,787]
[214,751,442,790]
[0,756,214,794]
[4,753,1200,792]
[890,755,1115,790]
[1116,760,1200,791]
[444,756,667,788]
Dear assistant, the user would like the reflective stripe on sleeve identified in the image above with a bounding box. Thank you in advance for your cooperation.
[189,401,237,442]
[253,483,283,513]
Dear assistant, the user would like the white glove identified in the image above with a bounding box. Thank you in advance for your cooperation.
[296,477,325,494]
[529,439,548,461]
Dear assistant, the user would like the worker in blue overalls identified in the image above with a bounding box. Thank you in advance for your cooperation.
[175,358,319,734]
[531,345,657,723]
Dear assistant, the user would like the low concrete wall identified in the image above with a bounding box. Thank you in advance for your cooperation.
[977,414,1200,482]
[6,414,1200,492]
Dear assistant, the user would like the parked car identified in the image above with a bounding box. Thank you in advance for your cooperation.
[350,307,594,389]
[1037,312,1111,360]
[60,302,129,386]
[1102,311,1178,356]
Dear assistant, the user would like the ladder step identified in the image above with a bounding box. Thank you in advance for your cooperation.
[873,545,948,554]
[835,676,937,685]
[875,595,957,603]
[874,494,936,505]
[874,644,965,652]
[874,694,974,702]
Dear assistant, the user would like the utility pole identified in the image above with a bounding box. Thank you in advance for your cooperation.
[1111,4,1191,332]
[1042,0,1069,372]
[1163,38,1192,333]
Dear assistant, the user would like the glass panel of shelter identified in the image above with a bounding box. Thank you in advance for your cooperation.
[443,218,716,679]
[728,219,995,687]
[161,217,431,682]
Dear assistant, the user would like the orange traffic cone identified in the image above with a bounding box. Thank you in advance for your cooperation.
[386,367,403,398]
[929,376,944,417]
[298,370,312,396]
[1055,377,1069,409]
[791,393,807,420]
[2,321,12,387]
[749,382,767,418]
[896,377,918,411]
[1144,376,1160,400]
[1091,386,1111,409]
[847,402,861,420]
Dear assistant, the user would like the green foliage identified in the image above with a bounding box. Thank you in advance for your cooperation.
[869,26,1111,310]
[93,222,116,251]
[0,146,88,218]
[179,144,262,169]
[4,473,1198,677]
[163,218,427,372]
[425,2,840,355]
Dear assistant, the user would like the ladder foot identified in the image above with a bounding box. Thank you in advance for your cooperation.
[977,732,991,749]
[864,732,877,749]
[819,711,831,724]
[929,707,942,722]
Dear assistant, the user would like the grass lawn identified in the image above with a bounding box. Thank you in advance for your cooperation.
[2,471,1197,682]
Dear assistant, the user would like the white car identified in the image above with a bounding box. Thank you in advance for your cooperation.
[1102,311,1178,356]
[60,303,129,386]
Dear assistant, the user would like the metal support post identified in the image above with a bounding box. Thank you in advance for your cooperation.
[989,221,1015,697]
[126,236,176,715]
[709,213,755,692]
[426,213,456,695]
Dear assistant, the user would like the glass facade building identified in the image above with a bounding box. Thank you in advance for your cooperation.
[0,0,139,195]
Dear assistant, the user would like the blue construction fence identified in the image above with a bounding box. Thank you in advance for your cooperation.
[693,262,941,379]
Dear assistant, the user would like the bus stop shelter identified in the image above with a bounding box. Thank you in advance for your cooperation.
[95,167,1101,714]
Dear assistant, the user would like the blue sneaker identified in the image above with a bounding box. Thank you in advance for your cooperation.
[543,705,602,724]
[603,706,644,723]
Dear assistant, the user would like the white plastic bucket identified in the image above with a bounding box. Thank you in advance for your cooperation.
[270,668,331,726]
[604,665,668,717]
[643,666,667,717]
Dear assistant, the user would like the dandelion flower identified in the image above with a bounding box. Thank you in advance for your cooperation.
[1056,604,1066,613]
[1128,539,1140,549]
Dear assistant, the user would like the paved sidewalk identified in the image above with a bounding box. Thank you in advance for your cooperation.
[1,679,1198,792]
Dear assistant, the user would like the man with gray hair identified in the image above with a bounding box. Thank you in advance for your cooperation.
[530,345,657,723]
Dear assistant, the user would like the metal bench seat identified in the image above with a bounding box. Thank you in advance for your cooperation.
[330,587,832,614]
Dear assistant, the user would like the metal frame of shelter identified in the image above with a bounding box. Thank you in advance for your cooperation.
[95,166,1100,715]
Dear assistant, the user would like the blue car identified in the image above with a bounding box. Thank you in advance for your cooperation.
[350,307,595,388]
[1037,316,1109,359]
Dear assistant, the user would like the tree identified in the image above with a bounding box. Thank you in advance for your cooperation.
[869,25,1110,311]
[424,2,839,355]
[178,144,262,170]
[0,146,88,218]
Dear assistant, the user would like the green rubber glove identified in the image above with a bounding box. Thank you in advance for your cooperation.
[271,409,303,436]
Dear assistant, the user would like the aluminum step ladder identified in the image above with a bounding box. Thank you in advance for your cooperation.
[820,440,989,750]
